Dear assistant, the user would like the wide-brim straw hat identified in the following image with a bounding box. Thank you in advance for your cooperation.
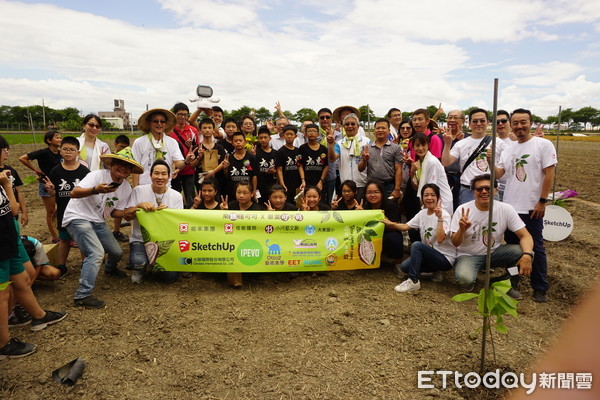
[333,105,361,123]
[137,108,176,134]
[100,146,144,175]
[428,119,440,131]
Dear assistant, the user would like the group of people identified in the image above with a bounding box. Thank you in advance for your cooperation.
[0,101,557,360]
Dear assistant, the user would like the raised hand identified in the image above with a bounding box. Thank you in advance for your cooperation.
[42,176,55,192]
[361,145,370,161]
[326,130,335,144]
[186,147,198,163]
[330,195,341,210]
[193,195,202,208]
[266,120,275,132]
[442,130,453,145]
[434,199,443,218]
[220,195,229,210]
[355,199,364,210]
[458,207,472,231]
[265,200,274,211]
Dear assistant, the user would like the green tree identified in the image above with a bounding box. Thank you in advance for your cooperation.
[294,108,317,123]
[572,106,599,127]
[358,105,376,122]
[254,107,271,124]
[229,106,254,122]
[531,114,543,124]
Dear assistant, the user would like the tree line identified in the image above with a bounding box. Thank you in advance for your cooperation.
[1,104,599,132]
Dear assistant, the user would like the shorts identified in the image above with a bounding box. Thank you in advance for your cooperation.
[0,221,26,282]
[58,228,72,241]
[38,182,51,198]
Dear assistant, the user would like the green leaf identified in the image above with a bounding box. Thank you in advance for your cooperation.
[521,154,530,159]
[363,228,377,238]
[156,240,174,257]
[321,213,331,223]
[0,281,12,291]
[361,233,372,242]
[365,220,380,228]
[477,288,486,314]
[332,211,344,223]
[153,262,166,272]
[140,225,152,243]
[495,316,508,334]
[451,293,479,302]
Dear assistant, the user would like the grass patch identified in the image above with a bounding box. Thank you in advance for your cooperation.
[1,132,143,145]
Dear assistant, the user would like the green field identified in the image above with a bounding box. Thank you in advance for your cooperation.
[1,132,143,145]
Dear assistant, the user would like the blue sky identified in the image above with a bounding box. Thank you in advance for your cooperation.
[1,0,599,120]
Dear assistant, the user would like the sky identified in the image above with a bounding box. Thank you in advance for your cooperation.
[0,0,599,121]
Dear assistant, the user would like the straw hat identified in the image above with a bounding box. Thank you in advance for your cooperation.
[137,108,176,134]
[100,147,144,174]
[332,105,361,123]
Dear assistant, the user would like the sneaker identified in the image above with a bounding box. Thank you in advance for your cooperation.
[181,272,192,278]
[30,310,67,332]
[460,283,475,292]
[0,338,37,359]
[74,296,105,309]
[57,265,69,279]
[394,279,421,293]
[131,269,144,284]
[432,271,444,283]
[8,305,32,327]
[105,268,127,278]
[120,221,131,227]
[112,231,128,242]
[507,288,523,300]
[533,289,548,303]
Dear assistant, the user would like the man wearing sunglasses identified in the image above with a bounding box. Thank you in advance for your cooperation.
[451,174,533,299]
[495,109,513,200]
[318,108,341,202]
[490,108,557,303]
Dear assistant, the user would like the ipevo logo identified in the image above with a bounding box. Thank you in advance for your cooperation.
[237,239,263,266]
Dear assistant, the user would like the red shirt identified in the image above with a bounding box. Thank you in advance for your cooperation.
[170,124,199,175]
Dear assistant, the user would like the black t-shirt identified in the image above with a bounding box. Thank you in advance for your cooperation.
[365,199,401,223]
[276,146,302,193]
[226,151,259,197]
[255,147,277,195]
[217,138,234,155]
[197,201,220,210]
[299,143,328,186]
[48,163,90,229]
[0,165,22,199]
[26,148,61,176]
[227,200,263,211]
[0,185,18,260]
[336,200,358,210]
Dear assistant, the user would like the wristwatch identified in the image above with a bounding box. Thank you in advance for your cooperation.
[522,251,534,258]
[91,187,99,195]
[539,197,547,204]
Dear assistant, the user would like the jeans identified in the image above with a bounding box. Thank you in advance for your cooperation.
[130,241,179,283]
[505,212,547,291]
[171,174,195,209]
[399,241,453,281]
[454,244,522,287]
[382,231,404,259]
[66,219,123,299]
[458,185,474,205]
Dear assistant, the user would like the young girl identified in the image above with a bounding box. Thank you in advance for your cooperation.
[409,133,453,215]
[300,186,330,211]
[190,179,220,210]
[265,184,296,211]
[330,180,362,210]
[220,181,262,287]
[77,115,111,171]
[19,130,62,242]
[363,180,403,264]
[383,184,455,293]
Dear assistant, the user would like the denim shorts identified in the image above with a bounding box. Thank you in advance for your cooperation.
[38,182,51,198]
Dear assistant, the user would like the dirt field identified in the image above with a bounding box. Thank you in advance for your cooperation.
[1,140,599,400]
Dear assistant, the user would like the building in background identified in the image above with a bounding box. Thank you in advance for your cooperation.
[99,99,131,130]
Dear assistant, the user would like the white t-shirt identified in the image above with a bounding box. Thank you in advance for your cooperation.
[451,200,525,258]
[131,134,184,186]
[450,136,506,185]
[496,137,514,191]
[126,184,183,242]
[270,134,302,151]
[62,169,132,226]
[498,136,557,213]
[334,135,370,187]
[407,208,456,264]
[419,154,453,215]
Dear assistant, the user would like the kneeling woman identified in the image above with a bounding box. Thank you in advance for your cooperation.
[383,183,456,293]
[363,180,403,265]
[124,160,183,284]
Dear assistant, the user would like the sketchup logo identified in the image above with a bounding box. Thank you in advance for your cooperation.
[178,240,190,252]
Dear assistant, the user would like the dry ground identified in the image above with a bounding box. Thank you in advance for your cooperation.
[1,140,599,400]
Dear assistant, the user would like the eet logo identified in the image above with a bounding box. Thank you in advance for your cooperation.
[179,240,190,252]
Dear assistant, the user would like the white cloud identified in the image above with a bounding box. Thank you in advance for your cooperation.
[157,0,263,30]
[506,62,583,86]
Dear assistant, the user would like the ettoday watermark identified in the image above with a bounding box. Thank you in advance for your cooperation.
[418,370,592,394]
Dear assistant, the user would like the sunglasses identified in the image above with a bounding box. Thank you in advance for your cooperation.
[471,119,487,124]
[152,120,166,124]
[319,115,331,120]
[344,122,357,126]
[474,186,491,193]
[496,119,509,125]
[87,123,101,129]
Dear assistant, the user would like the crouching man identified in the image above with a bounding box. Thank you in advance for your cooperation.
[451,174,533,299]
[63,148,143,309]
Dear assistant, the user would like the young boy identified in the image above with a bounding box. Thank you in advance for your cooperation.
[19,130,62,242]
[112,135,131,239]
[217,117,237,155]
[299,123,329,191]
[276,125,305,203]
[45,136,90,277]
[0,136,28,227]
[0,168,67,359]
[225,132,258,198]
[196,118,225,194]
[254,126,277,204]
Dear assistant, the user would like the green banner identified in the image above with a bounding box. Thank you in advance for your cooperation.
[137,210,385,273]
